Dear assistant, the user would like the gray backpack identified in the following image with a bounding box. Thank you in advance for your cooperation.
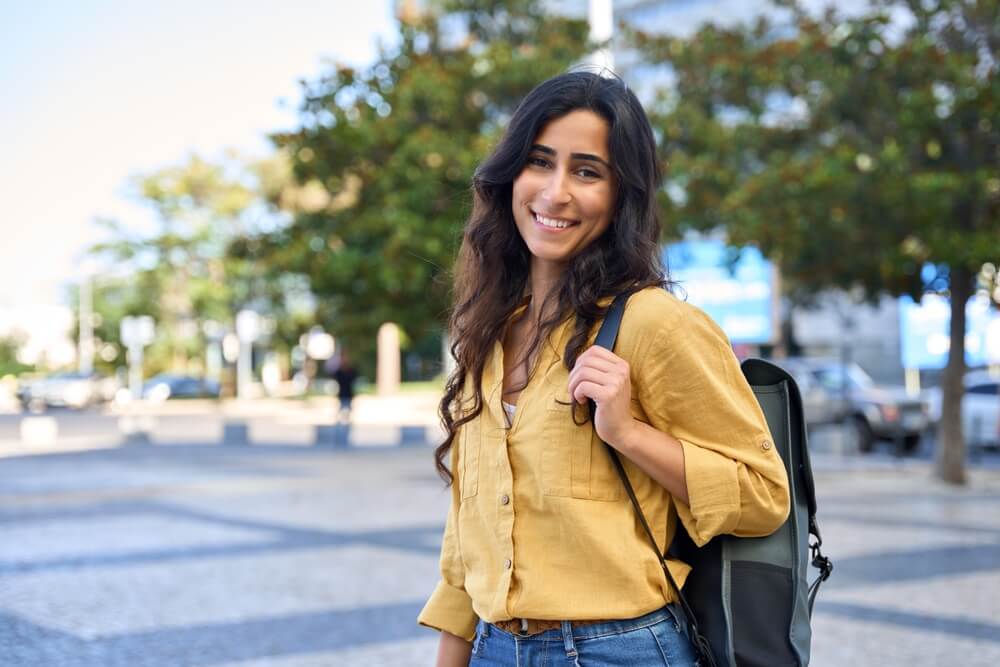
[593,292,833,667]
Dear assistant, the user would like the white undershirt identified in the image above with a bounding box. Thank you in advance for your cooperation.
[502,401,516,428]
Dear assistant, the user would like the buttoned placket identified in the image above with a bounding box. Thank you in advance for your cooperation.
[486,319,573,621]
[484,342,519,617]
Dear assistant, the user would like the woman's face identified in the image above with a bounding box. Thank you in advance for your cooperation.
[511,109,616,273]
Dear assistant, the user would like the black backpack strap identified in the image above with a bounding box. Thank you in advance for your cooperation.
[591,291,718,667]
[593,292,630,350]
[807,514,833,615]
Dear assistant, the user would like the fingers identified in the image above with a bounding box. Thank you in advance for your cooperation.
[572,380,611,405]
[576,345,625,366]
[568,347,632,404]
[573,347,628,375]
[569,366,629,404]
[571,348,627,379]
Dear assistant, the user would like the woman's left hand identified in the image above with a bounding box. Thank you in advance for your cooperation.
[568,346,637,449]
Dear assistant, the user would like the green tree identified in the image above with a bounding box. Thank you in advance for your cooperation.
[634,0,999,483]
[0,335,32,377]
[248,0,591,372]
[88,153,310,380]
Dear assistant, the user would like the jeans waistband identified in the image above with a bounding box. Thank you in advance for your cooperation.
[486,605,677,642]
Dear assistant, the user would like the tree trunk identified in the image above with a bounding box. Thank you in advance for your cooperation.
[936,264,970,485]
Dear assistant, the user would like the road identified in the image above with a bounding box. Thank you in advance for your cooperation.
[0,425,998,665]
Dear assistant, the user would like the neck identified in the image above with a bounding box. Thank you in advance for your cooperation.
[527,259,564,322]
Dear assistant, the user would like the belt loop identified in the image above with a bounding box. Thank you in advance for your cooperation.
[561,621,580,660]
[472,621,483,655]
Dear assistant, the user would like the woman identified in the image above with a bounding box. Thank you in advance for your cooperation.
[418,71,789,667]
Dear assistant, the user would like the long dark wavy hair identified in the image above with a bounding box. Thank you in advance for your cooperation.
[435,70,670,484]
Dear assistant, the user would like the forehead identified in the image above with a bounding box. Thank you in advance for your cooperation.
[532,109,610,159]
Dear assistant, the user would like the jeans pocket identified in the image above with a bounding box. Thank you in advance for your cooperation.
[664,604,686,636]
[649,613,699,667]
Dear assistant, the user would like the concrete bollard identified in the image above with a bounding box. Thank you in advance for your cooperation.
[223,420,250,446]
[315,423,350,448]
[400,425,428,447]
[118,415,156,445]
[20,416,58,446]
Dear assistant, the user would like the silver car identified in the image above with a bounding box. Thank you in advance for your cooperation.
[18,372,117,411]
[924,371,1000,449]
[774,358,929,453]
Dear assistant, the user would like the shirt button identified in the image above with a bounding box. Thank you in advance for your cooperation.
[504,558,512,569]
[761,440,772,451]
[500,494,510,505]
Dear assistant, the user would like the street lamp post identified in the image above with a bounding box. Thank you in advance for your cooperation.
[588,0,614,71]
[120,315,155,400]
[235,309,260,399]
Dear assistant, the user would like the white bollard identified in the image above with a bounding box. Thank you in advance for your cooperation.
[119,415,157,444]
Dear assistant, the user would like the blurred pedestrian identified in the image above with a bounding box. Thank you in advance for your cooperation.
[331,353,358,423]
[417,71,789,667]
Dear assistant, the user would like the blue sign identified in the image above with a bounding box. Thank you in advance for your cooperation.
[663,239,776,345]
[899,294,1000,369]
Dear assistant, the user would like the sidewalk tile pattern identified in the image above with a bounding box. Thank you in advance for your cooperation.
[1,441,998,666]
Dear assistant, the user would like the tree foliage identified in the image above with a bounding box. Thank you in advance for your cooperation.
[0,335,32,377]
[87,153,310,377]
[250,0,591,368]
[633,0,999,483]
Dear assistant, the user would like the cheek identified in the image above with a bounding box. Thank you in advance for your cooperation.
[511,172,531,205]
[583,187,615,221]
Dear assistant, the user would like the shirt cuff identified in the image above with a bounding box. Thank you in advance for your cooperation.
[676,439,741,546]
[418,580,478,642]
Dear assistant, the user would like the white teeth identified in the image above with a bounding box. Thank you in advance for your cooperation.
[534,213,574,229]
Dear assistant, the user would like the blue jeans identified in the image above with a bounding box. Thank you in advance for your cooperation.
[470,605,698,666]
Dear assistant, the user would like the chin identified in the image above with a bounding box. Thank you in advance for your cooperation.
[526,243,572,265]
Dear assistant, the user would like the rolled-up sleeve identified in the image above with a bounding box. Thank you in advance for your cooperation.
[637,305,790,547]
[417,435,478,642]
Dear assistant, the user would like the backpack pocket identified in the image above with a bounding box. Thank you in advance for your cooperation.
[729,560,797,666]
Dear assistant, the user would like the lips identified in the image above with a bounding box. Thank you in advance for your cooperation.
[532,209,579,230]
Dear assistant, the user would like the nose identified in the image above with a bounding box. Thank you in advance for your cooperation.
[541,167,572,206]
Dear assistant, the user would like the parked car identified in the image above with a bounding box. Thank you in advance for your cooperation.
[774,358,929,453]
[924,371,1000,449]
[142,374,220,401]
[17,372,118,411]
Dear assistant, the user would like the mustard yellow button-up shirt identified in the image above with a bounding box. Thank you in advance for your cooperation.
[418,287,790,642]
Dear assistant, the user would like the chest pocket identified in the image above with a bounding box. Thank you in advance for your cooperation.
[540,399,621,502]
[460,419,481,499]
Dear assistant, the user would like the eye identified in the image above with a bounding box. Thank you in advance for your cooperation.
[576,167,601,179]
[526,156,550,168]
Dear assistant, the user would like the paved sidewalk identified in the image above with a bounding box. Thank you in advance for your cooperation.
[0,439,997,666]
[0,393,446,459]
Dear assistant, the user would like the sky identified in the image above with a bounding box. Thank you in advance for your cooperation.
[0,1,396,311]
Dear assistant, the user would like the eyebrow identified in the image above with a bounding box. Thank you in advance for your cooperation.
[531,144,611,170]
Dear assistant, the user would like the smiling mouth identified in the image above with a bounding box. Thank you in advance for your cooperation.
[532,210,579,229]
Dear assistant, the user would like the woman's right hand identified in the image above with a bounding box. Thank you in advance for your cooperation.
[435,630,473,667]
